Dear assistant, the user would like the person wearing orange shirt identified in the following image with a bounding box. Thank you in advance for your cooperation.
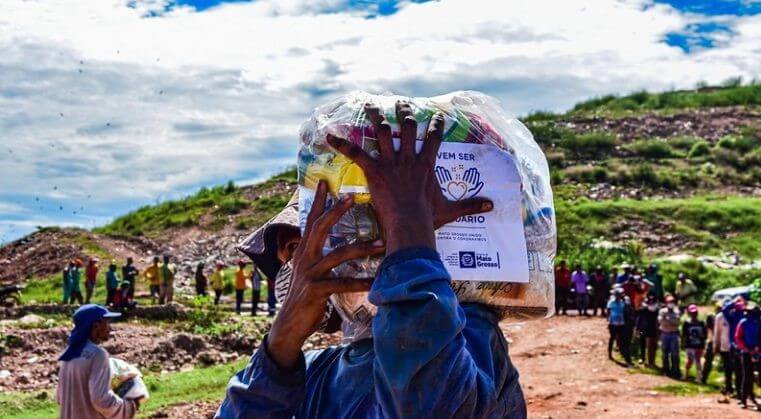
[234,260,249,315]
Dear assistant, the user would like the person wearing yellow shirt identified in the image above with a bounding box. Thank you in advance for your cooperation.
[143,257,160,305]
[234,260,249,315]
[210,262,225,305]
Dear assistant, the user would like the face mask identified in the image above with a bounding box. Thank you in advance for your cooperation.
[666,303,675,310]
[648,304,657,312]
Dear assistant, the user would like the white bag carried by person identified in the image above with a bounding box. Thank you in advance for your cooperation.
[297,91,556,340]
[109,357,149,401]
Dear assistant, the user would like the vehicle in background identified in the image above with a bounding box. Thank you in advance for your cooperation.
[711,285,753,304]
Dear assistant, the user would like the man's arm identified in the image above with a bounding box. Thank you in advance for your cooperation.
[88,350,138,419]
[215,336,307,419]
[735,321,748,352]
[369,248,523,418]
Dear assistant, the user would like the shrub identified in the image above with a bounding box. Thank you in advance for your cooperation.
[560,132,617,159]
[712,147,744,169]
[525,122,571,147]
[669,136,701,151]
[631,164,659,187]
[628,139,677,158]
[688,140,710,158]
[546,151,565,168]
[550,169,565,185]
[717,134,760,153]
[523,110,558,122]
[564,165,609,183]
[215,197,249,215]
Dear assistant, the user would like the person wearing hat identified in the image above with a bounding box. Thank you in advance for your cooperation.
[210,262,226,305]
[616,264,632,284]
[57,304,142,418]
[105,261,120,307]
[681,304,707,380]
[234,260,249,314]
[735,302,761,407]
[158,254,176,305]
[85,258,99,304]
[674,273,698,314]
[723,296,747,398]
[607,288,629,363]
[216,104,525,417]
[714,298,735,394]
[658,294,681,378]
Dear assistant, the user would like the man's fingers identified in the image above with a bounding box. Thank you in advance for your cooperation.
[327,134,376,171]
[316,277,374,295]
[421,112,445,164]
[396,101,416,157]
[365,104,394,161]
[435,197,494,228]
[304,194,354,258]
[313,239,385,274]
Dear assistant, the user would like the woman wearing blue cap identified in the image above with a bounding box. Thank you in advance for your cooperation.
[56,304,142,419]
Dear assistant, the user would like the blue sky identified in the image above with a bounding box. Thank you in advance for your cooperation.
[1,0,760,243]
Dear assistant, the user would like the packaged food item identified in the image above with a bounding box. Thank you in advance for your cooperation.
[110,357,149,401]
[298,91,556,336]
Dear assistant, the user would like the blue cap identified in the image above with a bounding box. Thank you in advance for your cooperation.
[60,304,120,361]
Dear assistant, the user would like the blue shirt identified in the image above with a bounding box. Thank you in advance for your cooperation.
[607,299,625,326]
[722,302,746,346]
[106,271,120,290]
[215,247,526,418]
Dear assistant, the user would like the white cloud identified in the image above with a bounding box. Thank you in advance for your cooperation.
[0,0,760,241]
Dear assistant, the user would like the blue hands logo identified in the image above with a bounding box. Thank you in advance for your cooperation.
[435,166,484,201]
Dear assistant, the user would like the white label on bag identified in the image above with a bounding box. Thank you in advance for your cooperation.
[434,142,529,283]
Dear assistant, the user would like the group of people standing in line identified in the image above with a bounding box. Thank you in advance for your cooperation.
[556,260,761,409]
[61,255,277,316]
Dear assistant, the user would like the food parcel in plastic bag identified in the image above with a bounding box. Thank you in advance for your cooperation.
[297,91,556,339]
[109,357,149,401]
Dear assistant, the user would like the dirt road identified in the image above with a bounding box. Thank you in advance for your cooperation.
[507,315,751,418]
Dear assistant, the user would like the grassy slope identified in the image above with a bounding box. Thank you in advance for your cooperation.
[0,360,247,418]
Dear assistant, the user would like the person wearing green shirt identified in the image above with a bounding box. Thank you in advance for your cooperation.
[674,273,698,314]
[645,263,664,302]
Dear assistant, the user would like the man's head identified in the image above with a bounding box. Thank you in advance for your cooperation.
[216,261,224,271]
[152,256,160,265]
[126,257,133,265]
[665,294,675,310]
[89,258,98,266]
[559,260,566,268]
[595,265,602,273]
[108,261,117,272]
[574,264,581,272]
[687,304,698,320]
[163,254,170,264]
[614,288,624,300]
[678,272,686,283]
[73,304,120,344]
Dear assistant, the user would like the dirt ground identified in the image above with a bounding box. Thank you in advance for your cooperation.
[507,315,752,418]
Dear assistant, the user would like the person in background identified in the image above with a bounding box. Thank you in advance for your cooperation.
[62,260,76,304]
[234,260,248,315]
[264,269,277,317]
[674,273,698,314]
[571,264,589,316]
[121,257,139,301]
[554,260,571,315]
[195,262,207,297]
[158,254,176,305]
[143,257,160,305]
[621,295,637,367]
[735,303,761,408]
[702,313,715,384]
[589,265,608,317]
[250,265,262,316]
[645,264,663,302]
[636,294,659,368]
[105,262,120,307]
[723,296,747,398]
[69,259,85,305]
[210,262,225,305]
[57,304,142,419]
[616,264,632,284]
[607,289,626,361]
[85,258,99,304]
[659,294,681,378]
[682,304,707,381]
[714,298,734,395]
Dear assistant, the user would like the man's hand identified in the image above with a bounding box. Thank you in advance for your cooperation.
[327,101,493,254]
[267,180,385,370]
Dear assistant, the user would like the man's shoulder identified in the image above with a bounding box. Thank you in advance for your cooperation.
[80,341,108,362]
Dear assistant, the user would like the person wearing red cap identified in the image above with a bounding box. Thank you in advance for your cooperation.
[234,260,249,314]
[659,294,681,378]
[57,304,142,418]
[210,262,226,305]
[681,304,707,380]
[85,258,99,304]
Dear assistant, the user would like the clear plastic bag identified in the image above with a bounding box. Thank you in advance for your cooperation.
[297,91,556,328]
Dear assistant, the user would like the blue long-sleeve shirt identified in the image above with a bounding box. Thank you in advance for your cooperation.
[215,247,526,418]
[722,301,746,347]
